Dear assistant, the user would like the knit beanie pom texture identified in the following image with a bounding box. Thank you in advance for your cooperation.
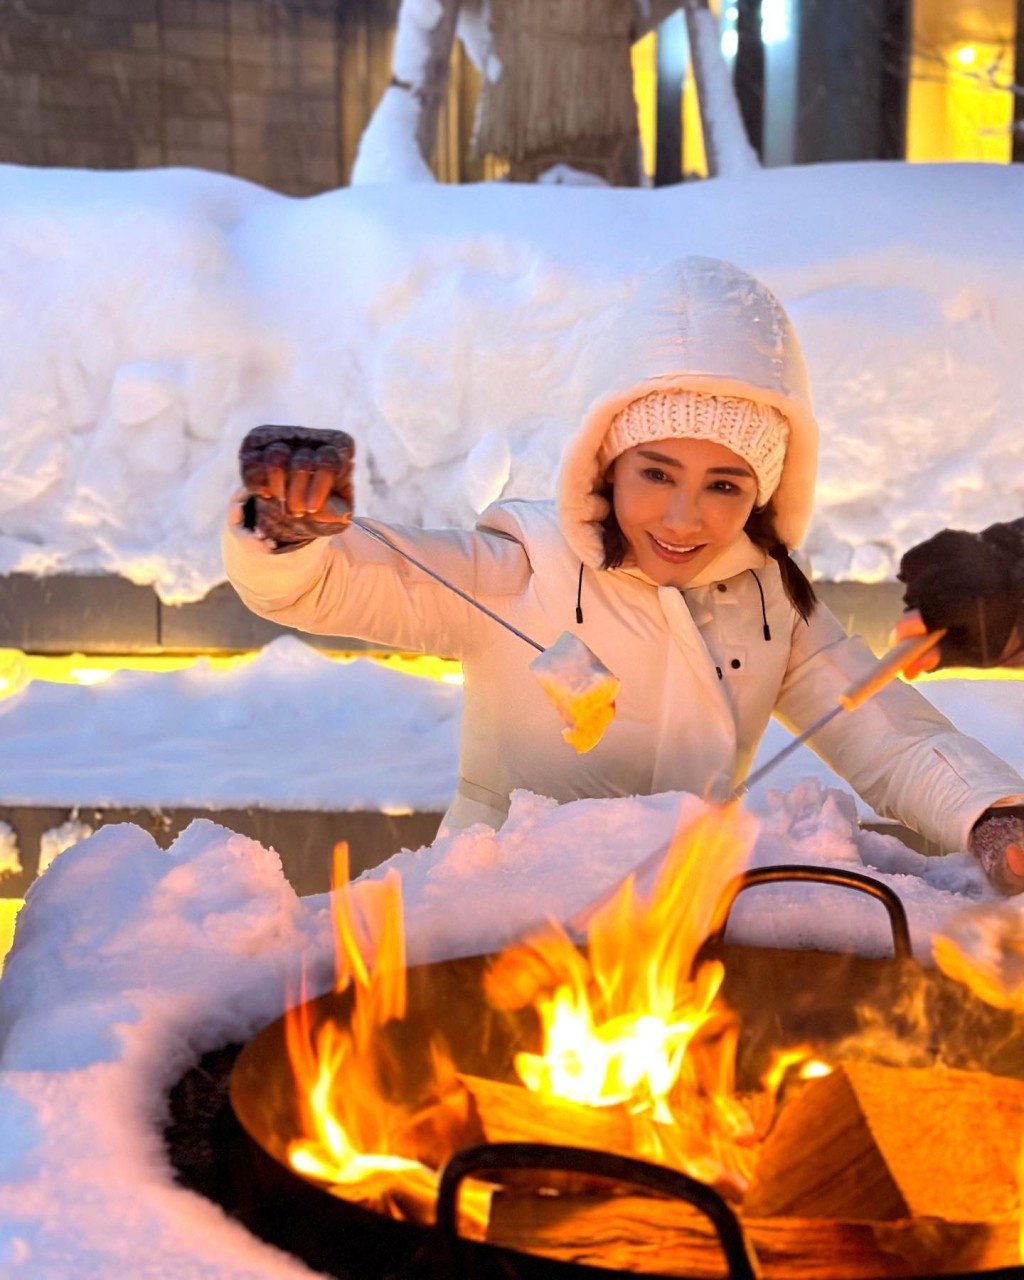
[599,390,790,506]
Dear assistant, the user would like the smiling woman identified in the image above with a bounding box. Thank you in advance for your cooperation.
[223,256,1024,893]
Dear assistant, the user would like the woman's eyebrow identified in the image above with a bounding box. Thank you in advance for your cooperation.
[708,465,755,478]
[636,449,684,467]
[636,450,755,480]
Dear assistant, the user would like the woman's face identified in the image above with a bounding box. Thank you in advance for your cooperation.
[610,437,759,587]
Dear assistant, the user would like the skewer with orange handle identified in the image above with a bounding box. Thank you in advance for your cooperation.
[734,628,946,798]
[837,629,947,711]
[565,628,946,942]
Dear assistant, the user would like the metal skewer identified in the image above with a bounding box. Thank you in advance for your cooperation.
[350,517,545,654]
[566,628,946,940]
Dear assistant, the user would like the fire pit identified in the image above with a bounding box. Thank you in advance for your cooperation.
[165,812,1024,1280]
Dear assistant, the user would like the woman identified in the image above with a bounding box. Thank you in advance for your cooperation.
[223,257,1024,892]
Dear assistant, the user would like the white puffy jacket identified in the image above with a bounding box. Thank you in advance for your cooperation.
[223,498,1023,849]
[222,257,1024,847]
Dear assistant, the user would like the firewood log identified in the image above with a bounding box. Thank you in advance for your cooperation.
[487,1193,1019,1279]
[743,1061,1024,1223]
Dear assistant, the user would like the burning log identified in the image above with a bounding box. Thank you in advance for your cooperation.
[460,1072,638,1155]
[487,1193,1021,1279]
[743,1061,1024,1223]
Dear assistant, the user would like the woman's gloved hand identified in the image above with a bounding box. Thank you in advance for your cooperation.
[896,524,1024,669]
[970,806,1024,896]
[238,424,355,547]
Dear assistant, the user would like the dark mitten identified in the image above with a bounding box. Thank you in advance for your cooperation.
[897,527,1023,667]
[970,806,1024,896]
[238,424,354,544]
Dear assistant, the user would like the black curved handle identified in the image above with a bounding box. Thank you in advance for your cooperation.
[702,863,913,963]
[436,1140,761,1280]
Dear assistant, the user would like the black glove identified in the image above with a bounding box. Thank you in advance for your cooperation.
[970,806,1024,896]
[897,523,1024,667]
[238,424,355,546]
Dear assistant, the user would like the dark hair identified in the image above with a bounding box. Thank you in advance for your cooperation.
[599,489,817,622]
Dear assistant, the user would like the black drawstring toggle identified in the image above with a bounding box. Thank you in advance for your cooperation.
[575,562,585,625]
[748,568,771,642]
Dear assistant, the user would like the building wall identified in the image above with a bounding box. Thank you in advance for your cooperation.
[0,0,401,195]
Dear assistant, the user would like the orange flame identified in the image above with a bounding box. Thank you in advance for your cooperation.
[284,808,838,1224]
[485,803,796,1191]
[933,903,1024,1260]
[283,842,490,1230]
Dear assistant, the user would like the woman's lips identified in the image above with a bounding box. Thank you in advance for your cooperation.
[647,532,706,564]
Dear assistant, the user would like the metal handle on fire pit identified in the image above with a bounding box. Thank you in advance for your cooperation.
[436,1141,761,1280]
[701,864,913,963]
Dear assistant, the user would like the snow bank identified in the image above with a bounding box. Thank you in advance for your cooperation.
[2,161,1023,600]
[0,637,460,811]
[0,780,1014,1276]
[0,635,1020,828]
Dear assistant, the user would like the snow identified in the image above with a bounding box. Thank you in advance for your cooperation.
[0,638,461,812]
[0,636,1019,839]
[3,161,1024,600]
[688,8,761,176]
[1,155,1024,1273]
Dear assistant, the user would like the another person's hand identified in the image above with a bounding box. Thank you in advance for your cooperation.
[896,525,1024,669]
[970,806,1024,896]
[238,424,355,546]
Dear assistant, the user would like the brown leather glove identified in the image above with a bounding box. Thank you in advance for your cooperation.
[897,522,1024,667]
[970,806,1024,896]
[238,424,355,546]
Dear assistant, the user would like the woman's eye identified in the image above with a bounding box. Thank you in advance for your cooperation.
[641,467,670,483]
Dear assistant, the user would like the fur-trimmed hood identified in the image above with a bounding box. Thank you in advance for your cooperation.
[556,257,819,567]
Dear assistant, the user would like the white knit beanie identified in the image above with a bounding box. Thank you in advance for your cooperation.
[599,390,790,507]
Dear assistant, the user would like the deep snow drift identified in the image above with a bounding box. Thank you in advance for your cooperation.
[2,161,1023,600]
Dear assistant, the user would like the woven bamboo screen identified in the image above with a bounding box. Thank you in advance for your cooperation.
[472,0,641,184]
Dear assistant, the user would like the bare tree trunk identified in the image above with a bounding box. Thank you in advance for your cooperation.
[681,0,760,177]
[409,0,464,162]
[352,0,462,185]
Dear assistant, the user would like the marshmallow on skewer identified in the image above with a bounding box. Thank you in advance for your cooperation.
[530,631,621,754]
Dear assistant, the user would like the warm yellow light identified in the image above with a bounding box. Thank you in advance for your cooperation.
[631,30,657,180]
[914,666,1024,683]
[0,898,22,975]
[69,668,114,686]
[0,647,465,701]
[906,0,1015,166]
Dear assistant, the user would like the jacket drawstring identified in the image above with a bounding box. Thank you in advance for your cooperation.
[575,562,585,624]
[749,568,771,641]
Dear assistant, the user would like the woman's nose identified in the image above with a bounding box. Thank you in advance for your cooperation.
[663,488,701,534]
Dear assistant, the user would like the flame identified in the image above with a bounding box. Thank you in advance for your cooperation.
[485,804,788,1191]
[933,902,1024,1259]
[283,842,490,1231]
[284,805,838,1228]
